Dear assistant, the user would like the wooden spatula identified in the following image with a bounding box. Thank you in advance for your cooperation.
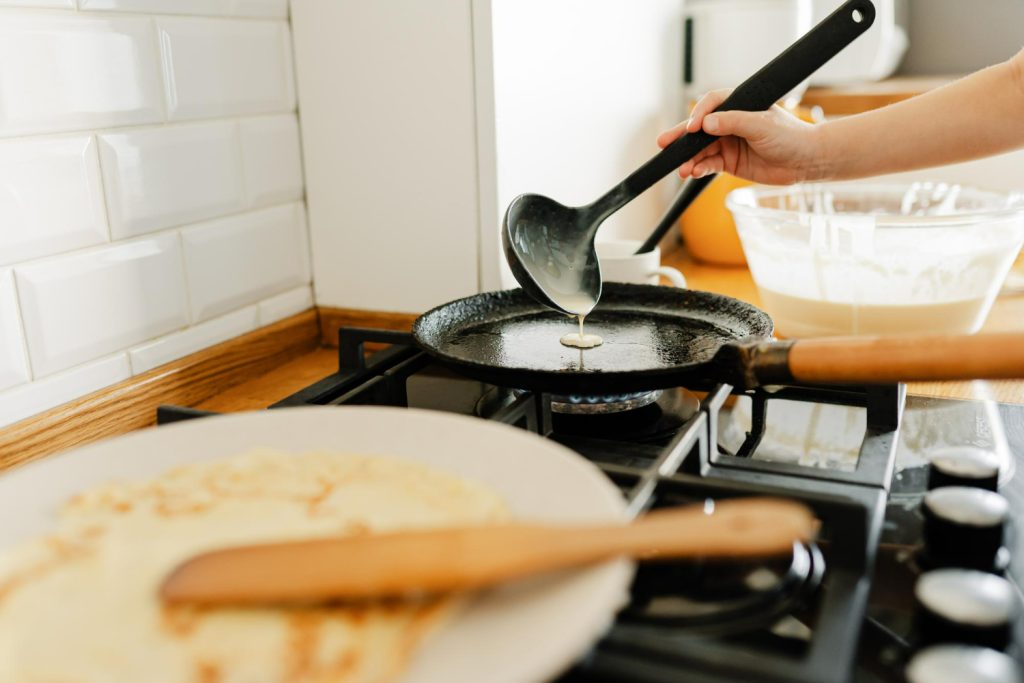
[161,497,815,606]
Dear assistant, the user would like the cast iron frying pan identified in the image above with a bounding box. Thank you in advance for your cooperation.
[412,284,1024,394]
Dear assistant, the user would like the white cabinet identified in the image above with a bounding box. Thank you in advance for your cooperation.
[291,0,482,313]
[292,0,685,312]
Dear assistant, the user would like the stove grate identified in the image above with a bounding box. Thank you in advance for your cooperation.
[155,326,908,683]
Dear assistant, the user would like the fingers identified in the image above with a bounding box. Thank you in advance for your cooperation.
[675,141,720,177]
[657,88,731,147]
[702,109,769,141]
[687,89,730,132]
[692,154,724,178]
[656,120,688,148]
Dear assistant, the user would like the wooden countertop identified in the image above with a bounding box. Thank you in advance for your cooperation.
[196,345,341,413]
[4,247,1023,468]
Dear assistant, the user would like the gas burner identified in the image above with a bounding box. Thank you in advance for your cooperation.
[475,387,701,443]
[551,389,700,442]
[622,541,825,637]
[550,390,662,415]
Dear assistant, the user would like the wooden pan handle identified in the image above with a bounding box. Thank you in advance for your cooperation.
[745,332,1024,387]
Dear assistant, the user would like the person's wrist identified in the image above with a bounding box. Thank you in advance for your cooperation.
[801,122,834,182]
[1010,49,1024,102]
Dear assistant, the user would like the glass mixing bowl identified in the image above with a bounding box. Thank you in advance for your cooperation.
[726,182,1024,337]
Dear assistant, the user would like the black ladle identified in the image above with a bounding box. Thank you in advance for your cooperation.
[503,0,875,316]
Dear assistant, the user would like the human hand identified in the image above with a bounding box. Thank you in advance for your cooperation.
[657,89,827,185]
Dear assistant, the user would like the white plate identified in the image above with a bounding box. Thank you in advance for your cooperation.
[0,407,633,683]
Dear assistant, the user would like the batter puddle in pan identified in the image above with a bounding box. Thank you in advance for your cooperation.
[445,312,728,373]
[560,315,604,349]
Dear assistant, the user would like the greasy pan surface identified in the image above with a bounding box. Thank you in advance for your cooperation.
[412,283,774,394]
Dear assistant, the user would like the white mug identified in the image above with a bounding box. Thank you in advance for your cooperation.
[595,239,687,288]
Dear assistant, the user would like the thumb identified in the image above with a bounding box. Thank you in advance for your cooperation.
[703,110,768,141]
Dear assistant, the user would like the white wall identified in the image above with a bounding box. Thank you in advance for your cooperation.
[485,0,685,289]
[901,0,1024,75]
[291,0,482,314]
[0,1,312,428]
[293,0,687,304]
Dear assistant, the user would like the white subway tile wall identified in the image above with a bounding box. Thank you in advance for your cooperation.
[0,4,311,429]
[128,304,259,374]
[158,18,295,121]
[0,135,107,265]
[0,354,132,428]
[16,233,190,378]
[257,285,313,326]
[182,203,310,322]
[0,269,30,392]
[99,121,245,239]
[0,15,165,137]
[239,114,304,208]
[79,0,288,19]
[0,1,74,7]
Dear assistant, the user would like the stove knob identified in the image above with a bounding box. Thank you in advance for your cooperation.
[921,487,1009,571]
[914,569,1017,650]
[906,645,1023,683]
[928,447,1000,491]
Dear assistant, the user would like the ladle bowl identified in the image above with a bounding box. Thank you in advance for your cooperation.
[503,192,615,316]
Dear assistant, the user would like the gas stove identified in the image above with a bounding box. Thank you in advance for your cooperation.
[158,327,1024,682]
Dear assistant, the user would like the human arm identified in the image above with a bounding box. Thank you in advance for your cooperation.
[659,49,1024,184]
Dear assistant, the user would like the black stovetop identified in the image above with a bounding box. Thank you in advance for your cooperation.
[158,327,1024,683]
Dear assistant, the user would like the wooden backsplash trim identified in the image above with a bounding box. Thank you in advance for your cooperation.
[318,307,420,347]
[0,310,320,472]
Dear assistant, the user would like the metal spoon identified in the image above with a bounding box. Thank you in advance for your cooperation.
[503,0,875,316]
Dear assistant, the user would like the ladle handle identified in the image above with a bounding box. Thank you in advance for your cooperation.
[636,174,716,254]
[596,0,875,218]
[734,333,1024,388]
